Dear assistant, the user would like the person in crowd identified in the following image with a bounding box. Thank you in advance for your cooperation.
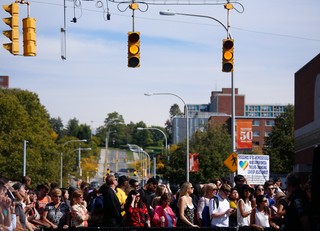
[169,185,179,218]
[153,193,176,227]
[124,189,150,227]
[0,184,12,227]
[87,188,99,213]
[229,187,239,227]
[66,186,77,208]
[264,181,277,221]
[284,172,311,231]
[221,176,231,187]
[22,176,31,190]
[102,175,122,227]
[274,191,287,228]
[252,185,265,208]
[42,188,70,229]
[250,195,279,230]
[191,182,201,216]
[176,182,199,227]
[139,177,158,220]
[70,190,89,227]
[234,175,247,191]
[28,190,45,228]
[116,176,129,217]
[273,177,283,193]
[237,184,253,227]
[152,184,166,209]
[12,183,27,230]
[89,184,106,227]
[210,178,222,191]
[36,183,51,218]
[80,181,89,194]
[197,183,217,226]
[209,184,234,227]
[60,188,69,203]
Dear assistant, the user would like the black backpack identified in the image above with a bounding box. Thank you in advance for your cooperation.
[202,196,220,227]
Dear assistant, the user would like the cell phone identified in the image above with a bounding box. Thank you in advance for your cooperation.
[8,190,15,201]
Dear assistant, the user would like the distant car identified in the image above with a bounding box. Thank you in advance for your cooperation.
[90,181,99,188]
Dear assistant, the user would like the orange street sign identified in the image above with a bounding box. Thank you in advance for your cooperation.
[223,152,238,173]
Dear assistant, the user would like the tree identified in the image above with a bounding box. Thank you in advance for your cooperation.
[104,112,126,148]
[78,124,91,142]
[48,116,64,139]
[263,104,294,173]
[0,89,60,186]
[165,104,183,134]
[66,118,80,137]
[158,121,232,184]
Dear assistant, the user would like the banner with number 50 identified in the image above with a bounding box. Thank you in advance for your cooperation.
[237,120,252,151]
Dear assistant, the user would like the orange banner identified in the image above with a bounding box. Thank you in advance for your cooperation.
[189,153,199,172]
[237,120,252,151]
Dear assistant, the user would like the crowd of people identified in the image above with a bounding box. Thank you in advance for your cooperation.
[0,172,312,231]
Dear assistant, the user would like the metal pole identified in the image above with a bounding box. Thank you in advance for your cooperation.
[60,150,63,188]
[78,143,81,176]
[23,140,27,176]
[186,105,189,182]
[153,156,156,177]
[231,72,235,152]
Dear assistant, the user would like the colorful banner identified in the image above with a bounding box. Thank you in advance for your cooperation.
[237,120,252,151]
[238,154,269,185]
[189,153,199,172]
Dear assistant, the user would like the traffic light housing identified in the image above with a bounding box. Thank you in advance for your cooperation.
[22,17,36,56]
[2,3,19,55]
[133,169,137,176]
[107,168,110,175]
[222,39,234,72]
[128,32,140,68]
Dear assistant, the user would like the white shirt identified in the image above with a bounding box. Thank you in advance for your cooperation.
[209,193,230,227]
[237,198,251,226]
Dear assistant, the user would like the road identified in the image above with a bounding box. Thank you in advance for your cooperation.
[106,149,128,176]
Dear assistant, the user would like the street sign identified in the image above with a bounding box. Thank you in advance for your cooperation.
[223,152,238,173]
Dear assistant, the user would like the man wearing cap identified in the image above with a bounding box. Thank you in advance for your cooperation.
[116,176,129,217]
[273,177,283,193]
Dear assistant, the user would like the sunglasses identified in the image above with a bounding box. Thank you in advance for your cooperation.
[262,200,268,203]
[267,188,275,190]
[136,195,140,197]
[54,195,62,198]
[257,188,264,191]
[134,185,139,188]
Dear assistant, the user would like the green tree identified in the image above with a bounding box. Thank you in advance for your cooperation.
[158,122,231,184]
[263,104,294,173]
[165,104,183,135]
[131,121,153,148]
[78,124,91,142]
[0,89,60,186]
[48,116,64,139]
[66,118,80,137]
[104,112,126,148]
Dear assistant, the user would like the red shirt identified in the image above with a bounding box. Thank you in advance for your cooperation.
[125,203,150,227]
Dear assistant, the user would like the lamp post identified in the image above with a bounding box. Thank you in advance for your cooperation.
[159,11,236,154]
[60,139,87,188]
[144,92,190,182]
[128,144,150,183]
[137,127,168,150]
[72,146,91,176]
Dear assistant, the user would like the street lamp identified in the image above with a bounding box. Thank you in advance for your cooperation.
[60,139,87,188]
[144,92,190,182]
[137,127,168,150]
[159,10,236,154]
[127,144,150,183]
[72,146,91,176]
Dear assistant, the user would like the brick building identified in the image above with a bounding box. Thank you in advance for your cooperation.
[0,76,9,88]
[294,53,320,179]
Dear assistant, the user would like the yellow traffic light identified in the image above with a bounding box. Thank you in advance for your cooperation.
[128,32,140,68]
[22,17,36,56]
[107,168,110,175]
[222,39,234,72]
[2,3,19,55]
[133,169,137,176]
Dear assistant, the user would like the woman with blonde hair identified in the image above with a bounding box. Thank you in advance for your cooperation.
[197,183,218,226]
[70,190,89,227]
[176,182,199,227]
[42,188,70,229]
[152,185,166,209]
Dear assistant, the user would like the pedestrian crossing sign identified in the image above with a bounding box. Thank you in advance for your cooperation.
[223,152,238,173]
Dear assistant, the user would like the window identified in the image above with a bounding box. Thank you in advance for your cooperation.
[200,105,208,112]
[0,78,4,82]
[274,112,282,117]
[265,121,275,126]
[252,120,260,126]
[248,112,260,117]
[261,112,272,117]
[261,106,271,111]
[252,141,260,146]
[188,105,199,111]
[248,106,260,111]
[274,106,284,112]
[265,131,272,137]
[253,131,260,137]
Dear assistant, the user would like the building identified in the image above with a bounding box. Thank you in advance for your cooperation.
[172,88,286,151]
[0,76,9,88]
[294,53,320,180]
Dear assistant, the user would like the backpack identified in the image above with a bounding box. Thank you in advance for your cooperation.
[202,196,220,227]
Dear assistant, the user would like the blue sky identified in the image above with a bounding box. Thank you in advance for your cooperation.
[1,0,320,131]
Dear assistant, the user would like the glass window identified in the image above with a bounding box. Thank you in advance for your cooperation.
[200,105,208,112]
[261,112,272,117]
[0,78,4,82]
[253,131,260,137]
[252,141,260,146]
[274,112,282,117]
[248,106,260,111]
[188,105,199,111]
[261,106,270,111]
[274,106,284,112]
[248,112,260,117]
[265,131,272,137]
[252,120,260,126]
[265,121,275,126]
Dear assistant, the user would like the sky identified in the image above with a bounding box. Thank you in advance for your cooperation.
[1,0,320,131]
